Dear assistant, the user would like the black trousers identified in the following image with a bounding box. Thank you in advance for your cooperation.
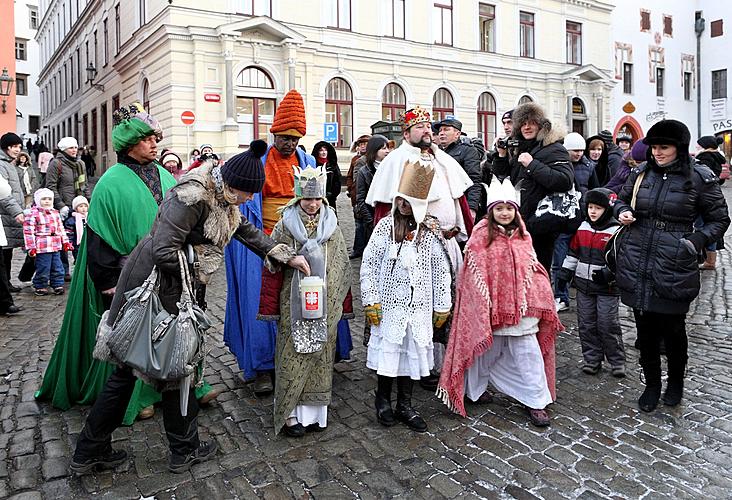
[532,232,558,274]
[2,247,13,282]
[0,247,14,313]
[633,310,688,387]
[73,367,200,461]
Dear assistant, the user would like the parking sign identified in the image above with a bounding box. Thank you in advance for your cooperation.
[324,122,338,143]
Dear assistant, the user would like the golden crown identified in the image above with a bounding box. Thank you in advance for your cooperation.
[397,160,435,200]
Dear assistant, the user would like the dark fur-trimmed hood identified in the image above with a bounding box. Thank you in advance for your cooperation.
[511,102,565,146]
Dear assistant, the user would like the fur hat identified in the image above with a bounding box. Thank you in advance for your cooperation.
[563,132,586,151]
[222,140,267,193]
[33,187,54,207]
[511,102,550,138]
[72,195,89,211]
[697,135,724,150]
[58,137,79,151]
[643,119,691,162]
[350,134,371,153]
[486,177,520,211]
[615,134,632,145]
[270,89,307,138]
[1,132,22,151]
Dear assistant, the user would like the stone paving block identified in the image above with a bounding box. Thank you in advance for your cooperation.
[137,471,192,497]
[7,492,42,500]
[10,468,39,490]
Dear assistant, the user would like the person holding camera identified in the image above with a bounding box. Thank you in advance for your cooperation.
[491,102,574,272]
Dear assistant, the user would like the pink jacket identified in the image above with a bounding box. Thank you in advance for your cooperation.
[23,206,70,254]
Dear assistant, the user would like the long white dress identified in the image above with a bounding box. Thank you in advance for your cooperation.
[360,216,452,379]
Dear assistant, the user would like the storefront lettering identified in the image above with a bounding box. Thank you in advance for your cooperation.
[712,119,732,133]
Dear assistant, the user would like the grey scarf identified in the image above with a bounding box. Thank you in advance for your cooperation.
[281,204,338,353]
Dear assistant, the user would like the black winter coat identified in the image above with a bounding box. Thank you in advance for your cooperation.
[613,159,730,314]
[492,126,574,231]
[354,161,377,225]
[311,141,343,210]
[443,139,482,212]
[695,150,726,184]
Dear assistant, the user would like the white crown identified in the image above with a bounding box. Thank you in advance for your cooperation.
[486,177,520,207]
[293,165,327,199]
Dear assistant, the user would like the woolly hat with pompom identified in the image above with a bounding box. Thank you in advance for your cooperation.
[270,89,307,137]
[222,140,267,193]
[697,135,724,150]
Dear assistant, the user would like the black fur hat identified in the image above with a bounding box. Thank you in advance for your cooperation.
[511,102,551,138]
[643,119,691,168]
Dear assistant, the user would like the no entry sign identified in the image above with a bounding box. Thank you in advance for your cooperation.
[181,110,196,125]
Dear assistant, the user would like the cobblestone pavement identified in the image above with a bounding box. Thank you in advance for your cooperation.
[1,187,731,500]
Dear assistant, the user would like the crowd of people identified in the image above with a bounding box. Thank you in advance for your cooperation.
[0,90,729,475]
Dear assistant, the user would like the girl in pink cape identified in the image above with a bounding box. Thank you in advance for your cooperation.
[437,178,563,427]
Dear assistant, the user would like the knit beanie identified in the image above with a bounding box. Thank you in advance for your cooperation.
[563,132,586,151]
[270,89,307,137]
[584,188,617,210]
[112,102,162,153]
[199,144,213,152]
[58,137,79,151]
[222,140,267,193]
[630,140,648,162]
[161,152,182,168]
[1,132,22,151]
[697,135,723,150]
[72,195,89,211]
[34,187,54,207]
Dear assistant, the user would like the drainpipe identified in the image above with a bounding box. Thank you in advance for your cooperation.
[695,16,705,137]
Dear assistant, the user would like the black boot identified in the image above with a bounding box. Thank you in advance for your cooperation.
[663,361,686,407]
[394,377,427,433]
[638,362,662,413]
[375,376,395,426]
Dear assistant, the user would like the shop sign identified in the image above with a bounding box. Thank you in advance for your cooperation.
[204,93,221,103]
[710,99,726,120]
[712,119,732,133]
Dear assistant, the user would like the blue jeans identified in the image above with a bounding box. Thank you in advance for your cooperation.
[33,251,65,289]
[694,216,717,251]
[552,233,572,303]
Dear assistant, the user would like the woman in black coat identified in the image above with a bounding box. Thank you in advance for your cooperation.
[311,141,343,212]
[613,120,730,413]
[354,135,389,245]
[71,141,309,475]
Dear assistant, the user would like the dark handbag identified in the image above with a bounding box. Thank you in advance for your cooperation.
[527,186,582,235]
[105,251,211,382]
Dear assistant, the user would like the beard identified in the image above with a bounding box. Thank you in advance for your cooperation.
[410,136,432,149]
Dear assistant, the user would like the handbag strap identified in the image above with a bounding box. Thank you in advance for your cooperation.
[177,251,195,305]
[630,170,645,210]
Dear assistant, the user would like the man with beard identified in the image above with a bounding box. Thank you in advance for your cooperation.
[366,105,473,390]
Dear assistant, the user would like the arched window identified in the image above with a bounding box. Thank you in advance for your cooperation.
[236,66,274,88]
[571,97,586,135]
[142,78,149,112]
[235,66,276,145]
[382,82,406,121]
[432,88,454,121]
[477,92,497,149]
[518,94,533,105]
[325,77,353,148]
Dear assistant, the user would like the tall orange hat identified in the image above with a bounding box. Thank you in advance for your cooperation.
[270,89,307,138]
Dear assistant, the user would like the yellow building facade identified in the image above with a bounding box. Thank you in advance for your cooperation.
[38,0,615,169]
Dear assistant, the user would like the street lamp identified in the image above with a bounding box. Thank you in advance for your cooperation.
[85,63,104,91]
[0,67,15,114]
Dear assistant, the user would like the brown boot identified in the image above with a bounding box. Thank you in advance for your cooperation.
[699,250,717,270]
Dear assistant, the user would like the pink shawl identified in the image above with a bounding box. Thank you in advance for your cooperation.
[437,218,564,417]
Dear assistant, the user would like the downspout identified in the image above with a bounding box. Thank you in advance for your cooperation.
[695,16,705,137]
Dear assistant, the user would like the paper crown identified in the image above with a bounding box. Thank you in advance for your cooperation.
[293,165,327,199]
[395,159,435,225]
[399,106,431,131]
[486,177,520,209]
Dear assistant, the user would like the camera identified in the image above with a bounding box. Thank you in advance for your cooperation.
[496,138,519,149]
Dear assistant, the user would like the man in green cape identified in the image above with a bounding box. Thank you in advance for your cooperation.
[35,103,217,423]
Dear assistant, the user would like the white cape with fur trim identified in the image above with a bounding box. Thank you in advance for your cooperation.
[366,142,473,207]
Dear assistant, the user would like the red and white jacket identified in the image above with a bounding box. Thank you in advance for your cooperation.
[23,206,70,254]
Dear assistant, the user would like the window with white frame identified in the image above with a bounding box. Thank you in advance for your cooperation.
[433,1,453,45]
[386,0,405,38]
[479,4,495,52]
[327,0,351,30]
[240,0,272,16]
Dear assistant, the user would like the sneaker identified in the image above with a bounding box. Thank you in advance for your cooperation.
[168,440,217,473]
[554,298,569,312]
[582,364,601,375]
[53,287,65,295]
[69,449,128,475]
[528,408,551,427]
[611,366,626,378]
[34,288,49,296]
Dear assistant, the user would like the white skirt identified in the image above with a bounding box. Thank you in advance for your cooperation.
[367,324,434,379]
[288,405,328,427]
[465,334,552,409]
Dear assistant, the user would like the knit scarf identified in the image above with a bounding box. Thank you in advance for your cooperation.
[437,218,564,417]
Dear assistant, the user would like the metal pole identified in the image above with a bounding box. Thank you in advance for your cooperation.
[695,16,705,137]
[186,125,190,166]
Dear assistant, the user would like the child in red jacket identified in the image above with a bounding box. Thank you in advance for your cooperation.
[23,188,72,295]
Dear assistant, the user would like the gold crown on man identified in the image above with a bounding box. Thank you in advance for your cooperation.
[397,160,435,200]
[293,165,327,199]
[400,106,431,131]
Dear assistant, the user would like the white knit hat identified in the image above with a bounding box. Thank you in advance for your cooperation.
[58,137,79,151]
[72,195,89,211]
[563,132,586,151]
[34,187,54,207]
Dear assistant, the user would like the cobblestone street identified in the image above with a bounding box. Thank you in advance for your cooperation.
[1,187,731,500]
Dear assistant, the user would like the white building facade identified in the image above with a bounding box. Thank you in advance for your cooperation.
[15,0,41,142]
[36,0,616,171]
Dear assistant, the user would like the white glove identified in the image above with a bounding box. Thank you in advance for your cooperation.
[59,206,70,219]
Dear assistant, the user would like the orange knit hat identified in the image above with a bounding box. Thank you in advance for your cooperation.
[270,89,307,137]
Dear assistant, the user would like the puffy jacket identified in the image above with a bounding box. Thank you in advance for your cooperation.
[443,139,483,212]
[355,161,377,225]
[492,125,574,231]
[0,174,11,246]
[558,219,620,296]
[45,151,87,210]
[0,150,25,248]
[695,150,727,184]
[606,145,624,180]
[572,156,599,197]
[613,159,730,314]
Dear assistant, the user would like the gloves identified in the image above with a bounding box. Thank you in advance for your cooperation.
[555,278,569,291]
[433,310,451,329]
[28,249,36,258]
[59,206,70,219]
[591,268,613,286]
[682,232,707,253]
[63,242,74,252]
[364,303,382,326]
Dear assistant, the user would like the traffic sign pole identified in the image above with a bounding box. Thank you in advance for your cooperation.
[180,111,196,166]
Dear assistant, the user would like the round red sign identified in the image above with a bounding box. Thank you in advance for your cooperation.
[180,111,195,125]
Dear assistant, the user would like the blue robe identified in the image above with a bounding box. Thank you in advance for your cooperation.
[224,147,352,380]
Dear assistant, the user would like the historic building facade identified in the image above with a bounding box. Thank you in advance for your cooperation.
[36,0,615,169]
[15,0,41,141]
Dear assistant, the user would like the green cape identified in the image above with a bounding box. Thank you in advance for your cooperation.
[35,163,210,424]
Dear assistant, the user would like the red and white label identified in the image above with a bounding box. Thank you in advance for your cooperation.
[305,291,319,311]
[204,93,221,102]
